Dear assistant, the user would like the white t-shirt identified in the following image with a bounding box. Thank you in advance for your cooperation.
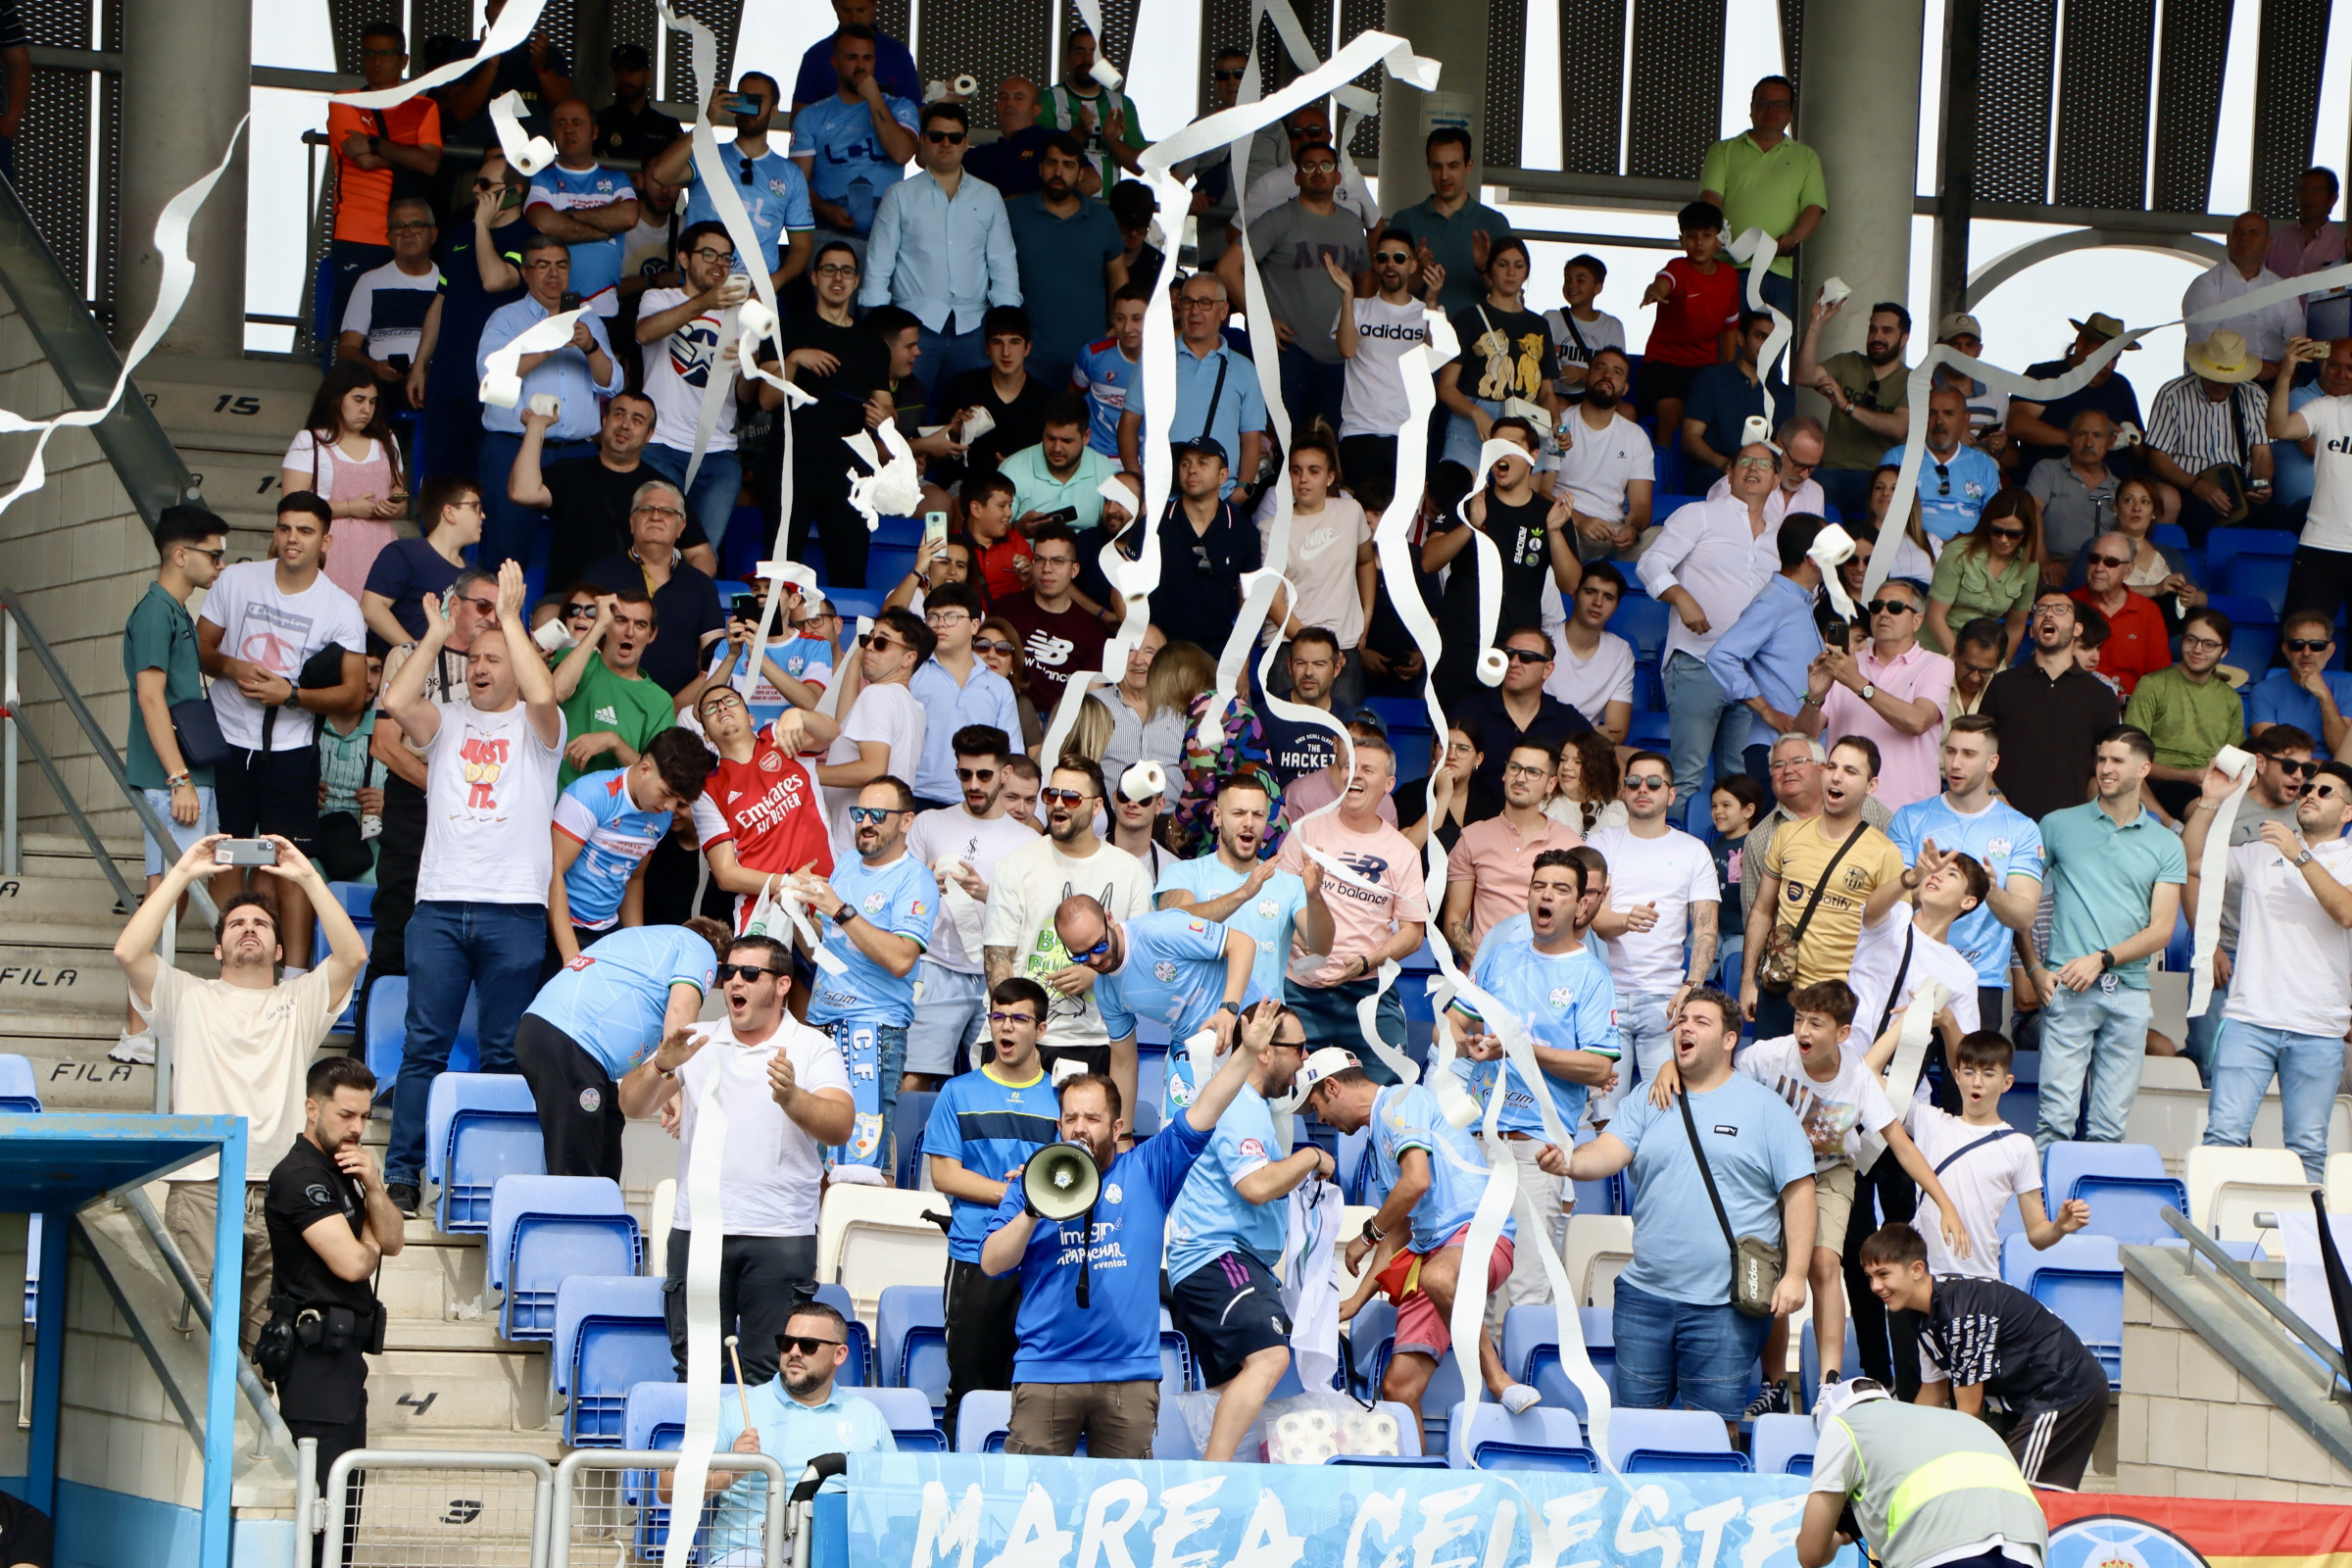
[980,836,1154,1052]
[669,1016,851,1236]
[1899,1100,2040,1280]
[1543,306,1627,380]
[905,808,1039,973]
[1339,296,1431,440]
[2297,393,2352,554]
[637,285,738,453]
[140,964,351,1183]
[1843,905,1983,1046]
[822,682,927,857]
[1544,408,1651,522]
[338,261,440,364]
[415,699,566,905]
[1537,606,1636,716]
[1583,824,1719,995]
[1739,1033,1897,1174]
[199,561,368,751]
[2223,836,2352,1036]
[1258,496,1372,650]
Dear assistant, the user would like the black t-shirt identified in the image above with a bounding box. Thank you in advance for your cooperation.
[542,457,710,595]
[267,1135,376,1315]
[1151,498,1263,652]
[965,124,1060,198]
[1445,301,1559,404]
[1922,1274,2110,1412]
[362,536,464,651]
[782,313,892,442]
[1395,784,1464,857]
[1431,492,1558,656]
[0,1492,52,1568]
[1980,662,2120,821]
[427,218,529,396]
[596,102,683,167]
[1259,708,1339,793]
[582,552,727,694]
[942,368,1054,476]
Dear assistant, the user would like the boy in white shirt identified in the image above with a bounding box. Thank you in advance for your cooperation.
[1544,252,1627,403]
[1890,1028,2089,1281]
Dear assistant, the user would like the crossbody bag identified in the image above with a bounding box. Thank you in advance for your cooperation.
[1679,1088,1785,1317]
[1755,821,1866,994]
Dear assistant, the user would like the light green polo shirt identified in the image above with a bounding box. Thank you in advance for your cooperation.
[2040,801,2188,987]
[1001,439,1120,531]
[2123,663,2246,772]
[1697,132,1828,278]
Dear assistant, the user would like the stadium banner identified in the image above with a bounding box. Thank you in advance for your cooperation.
[842,1453,1860,1568]
[2043,1494,2352,1568]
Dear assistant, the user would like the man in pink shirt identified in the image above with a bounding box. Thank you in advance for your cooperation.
[1280,734,1429,1084]
[2268,169,2350,340]
[1440,737,1581,959]
[1794,574,1953,809]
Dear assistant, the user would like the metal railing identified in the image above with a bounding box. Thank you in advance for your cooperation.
[320,1447,557,1567]
[2159,1202,2351,1398]
[551,1448,789,1568]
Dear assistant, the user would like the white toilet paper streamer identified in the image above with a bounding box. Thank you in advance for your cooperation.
[1856,976,1949,1172]
[477,304,592,409]
[666,1059,730,1567]
[1809,521,1860,622]
[486,89,555,176]
[2189,744,2258,1018]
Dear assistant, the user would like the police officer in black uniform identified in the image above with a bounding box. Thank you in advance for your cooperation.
[261,1056,404,1563]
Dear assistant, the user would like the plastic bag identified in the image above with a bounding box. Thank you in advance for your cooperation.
[1182,1390,1402,1465]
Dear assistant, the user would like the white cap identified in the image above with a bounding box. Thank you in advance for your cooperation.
[1812,1376,1891,1432]
[1295,1047,1361,1102]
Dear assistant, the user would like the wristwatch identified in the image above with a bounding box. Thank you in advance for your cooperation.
[1359,1216,1384,1244]
[2098,949,2117,971]
[1219,1000,1243,1016]
[832,905,858,928]
[1860,682,1878,702]
[2296,848,2316,867]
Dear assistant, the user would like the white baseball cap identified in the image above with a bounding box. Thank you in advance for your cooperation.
[1812,1376,1891,1431]
[1295,1047,1361,1102]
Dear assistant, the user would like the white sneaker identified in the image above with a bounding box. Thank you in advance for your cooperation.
[1500,1383,1543,1414]
[110,1031,157,1065]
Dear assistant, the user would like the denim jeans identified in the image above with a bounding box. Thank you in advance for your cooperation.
[1441,396,1507,471]
[2034,982,2153,1149]
[825,1019,907,1174]
[1611,1277,1772,1420]
[1596,990,1676,1119]
[1277,344,1348,432]
[641,441,745,551]
[477,430,594,573]
[1284,974,1409,1083]
[2181,970,2230,1088]
[386,900,547,1187]
[916,323,990,402]
[2206,1021,2346,1182]
[1664,651,1750,808]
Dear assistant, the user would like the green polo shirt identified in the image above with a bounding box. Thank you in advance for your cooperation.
[2040,801,2188,988]
[2122,664,2246,772]
[556,652,677,789]
[1697,132,1828,278]
[122,582,211,790]
[1821,349,1910,472]
[1001,440,1120,531]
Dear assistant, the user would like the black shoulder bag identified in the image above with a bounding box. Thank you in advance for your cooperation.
[1755,821,1867,994]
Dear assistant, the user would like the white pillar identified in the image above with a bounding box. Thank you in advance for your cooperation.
[1792,0,1924,354]
[1376,0,1488,210]
[117,0,251,360]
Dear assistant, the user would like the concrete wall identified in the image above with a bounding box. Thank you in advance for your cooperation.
[2116,1267,2352,1502]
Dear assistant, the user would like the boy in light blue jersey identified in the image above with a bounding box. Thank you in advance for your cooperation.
[1303,1047,1541,1443]
[1054,897,1265,1115]
[979,1000,1283,1458]
[797,778,936,1176]
[546,730,715,972]
[515,918,728,1179]
[1164,1005,1337,1459]
[1073,284,1148,455]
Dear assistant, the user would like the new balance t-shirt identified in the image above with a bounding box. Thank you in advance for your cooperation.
[553,767,671,930]
[527,925,716,1075]
[926,1062,1059,1262]
[806,853,934,1027]
[1166,1084,1288,1282]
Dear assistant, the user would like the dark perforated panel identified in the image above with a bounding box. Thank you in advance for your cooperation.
[1556,0,1627,175]
[609,0,658,64]
[917,0,1050,134]
[16,67,87,300]
[662,0,742,101]
[1199,0,1251,120]
[1058,0,1138,75]
[2053,0,2152,209]
[327,0,407,77]
[1256,0,1334,95]
[413,0,475,54]
[1778,0,1803,96]
[873,0,908,44]
[2151,0,2231,214]
[1484,0,1526,170]
[1337,0,1383,160]
[2251,0,2330,220]
[20,0,88,49]
[1626,0,1726,181]
[1970,0,2055,205]
[91,65,117,325]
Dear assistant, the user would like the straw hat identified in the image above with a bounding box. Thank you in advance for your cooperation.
[2184,330,2262,383]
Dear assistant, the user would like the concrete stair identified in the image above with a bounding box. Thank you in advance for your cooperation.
[138,362,327,564]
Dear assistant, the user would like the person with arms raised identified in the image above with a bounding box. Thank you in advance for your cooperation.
[1538,561,1636,746]
[1157,772,1329,1004]
[647,74,814,293]
[1794,293,1915,521]
[509,391,719,590]
[547,588,678,789]
[544,730,716,973]
[689,687,836,939]
[816,608,931,860]
[630,222,758,551]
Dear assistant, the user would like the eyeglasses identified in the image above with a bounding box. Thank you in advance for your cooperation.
[1733,456,1774,471]
[2275,757,2320,776]
[813,263,858,278]
[1501,760,1549,777]
[1988,525,2026,541]
[846,806,906,825]
[955,766,997,781]
[688,245,734,265]
[2087,552,2132,568]
[988,1009,1040,1024]
[1934,462,1951,497]
[2181,634,2225,652]
[1502,648,1549,664]
[635,505,686,520]
[926,128,967,143]
[972,638,1017,657]
[699,689,746,714]
[778,1335,841,1356]
[2299,781,2343,801]
[2284,638,2332,653]
[714,962,785,982]
[1066,932,1113,960]
[926,610,972,626]
[1862,599,1917,615]
[387,220,434,233]
[1959,661,1999,679]
[1179,297,1224,311]
[1768,758,1815,774]
[1040,787,1094,806]
[524,259,568,272]
[1625,775,1670,792]
[1033,554,1077,568]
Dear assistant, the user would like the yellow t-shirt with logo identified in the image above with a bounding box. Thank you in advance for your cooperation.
[1761,816,1907,987]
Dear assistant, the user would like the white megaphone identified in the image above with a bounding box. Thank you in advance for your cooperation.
[1022,1140,1102,1222]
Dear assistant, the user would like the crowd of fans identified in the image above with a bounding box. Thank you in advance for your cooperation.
[102,0,2352,1503]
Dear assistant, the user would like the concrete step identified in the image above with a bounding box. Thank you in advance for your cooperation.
[11,835,142,883]
[358,1425,567,1462]
[138,371,318,442]
[368,1347,553,1433]
[177,445,290,518]
[0,1028,155,1111]
[0,945,125,1013]
[375,1233,491,1326]
[0,871,211,929]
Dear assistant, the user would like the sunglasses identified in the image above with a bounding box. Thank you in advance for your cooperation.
[2275,758,2320,776]
[926,128,967,143]
[1067,933,1113,961]
[779,1335,841,1356]
[563,602,600,619]
[2298,781,2343,801]
[184,546,227,564]
[956,766,998,781]
[714,962,784,982]
[1625,775,1669,792]
[972,638,1017,656]
[456,596,498,615]
[2284,638,2332,653]
[858,633,903,651]
[1988,525,2026,541]
[1502,648,1549,664]
[1040,786,1095,806]
[1862,599,1917,615]
[1374,251,1411,265]
[2087,553,2132,567]
[1934,462,1951,497]
[737,157,760,185]
[847,806,905,825]
[1211,67,1246,80]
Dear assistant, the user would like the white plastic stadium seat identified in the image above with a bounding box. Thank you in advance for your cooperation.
[649,1178,675,1264]
[2328,1152,2352,1213]
[1563,1215,1635,1307]
[2184,1147,2316,1245]
[2123,1062,2209,1171]
[817,1185,951,1322]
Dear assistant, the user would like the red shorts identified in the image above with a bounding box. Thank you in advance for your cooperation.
[1393,1226,1515,1359]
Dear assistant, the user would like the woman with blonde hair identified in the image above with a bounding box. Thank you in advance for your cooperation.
[1149,638,1285,858]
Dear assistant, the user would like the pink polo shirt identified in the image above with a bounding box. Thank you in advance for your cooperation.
[1815,642,1955,810]
[1446,811,1585,941]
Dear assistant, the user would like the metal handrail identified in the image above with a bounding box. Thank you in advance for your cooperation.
[2159,1203,2351,1388]
[111,1182,295,1454]
[323,1448,557,1566]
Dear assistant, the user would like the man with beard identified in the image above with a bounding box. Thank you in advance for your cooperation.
[1004,136,1127,395]
[981,1000,1282,1458]
[264,1055,404,1537]
[794,777,936,1179]
[650,72,816,290]
[1158,773,1331,1004]
[926,978,1061,1437]
[639,933,855,1384]
[779,28,915,263]
[1335,230,1439,509]
[905,726,1036,1088]
[983,758,1155,1110]
[1978,592,2121,820]
[510,391,719,589]
[594,42,681,167]
[1053,894,1264,1119]
[1794,293,1914,520]
[1164,1005,1334,1459]
[117,833,369,1349]
[1546,347,1654,559]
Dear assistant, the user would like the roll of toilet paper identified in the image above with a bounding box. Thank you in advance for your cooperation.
[2188,745,2258,1019]
[1819,275,1852,308]
[1120,760,1166,802]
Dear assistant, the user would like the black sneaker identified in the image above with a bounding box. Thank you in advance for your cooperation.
[1743,1380,1788,1420]
[387,1182,420,1218]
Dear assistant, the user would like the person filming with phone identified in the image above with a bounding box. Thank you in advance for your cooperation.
[113,832,370,1353]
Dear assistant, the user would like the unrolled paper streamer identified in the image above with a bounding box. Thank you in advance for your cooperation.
[2189,744,2258,1018]
[1723,225,1795,437]
[478,305,591,408]
[335,0,550,107]
[1858,975,1950,1172]
[666,1032,729,1567]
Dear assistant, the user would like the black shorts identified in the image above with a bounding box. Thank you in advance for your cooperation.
[1168,1251,1292,1390]
[1636,358,1702,412]
[216,744,321,846]
[2004,1391,2107,1491]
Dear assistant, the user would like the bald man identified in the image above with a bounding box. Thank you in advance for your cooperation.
[1054,897,1263,1121]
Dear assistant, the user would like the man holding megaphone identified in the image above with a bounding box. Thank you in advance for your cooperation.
[980,998,1287,1458]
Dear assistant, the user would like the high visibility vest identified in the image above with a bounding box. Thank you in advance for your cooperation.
[1832,1399,2049,1568]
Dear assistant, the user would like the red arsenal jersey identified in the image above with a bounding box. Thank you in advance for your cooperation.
[690,732,834,927]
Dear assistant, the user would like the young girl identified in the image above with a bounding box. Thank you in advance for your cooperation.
[282,361,407,602]
[1709,772,1766,910]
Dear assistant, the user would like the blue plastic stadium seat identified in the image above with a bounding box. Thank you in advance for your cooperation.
[956,1389,1011,1452]
[2226,554,2293,617]
[1135,1045,1166,1121]
[0,1054,41,1114]
[2070,1174,2191,1245]
[2033,1267,2124,1389]
[1338,1127,1369,1192]
[1800,1318,1862,1393]
[1159,1309,1197,1395]
[877,1284,949,1412]
[867,545,919,588]
[811,1282,870,1387]
[328,881,375,919]
[2204,527,2297,580]
[488,1176,639,1342]
[1508,1304,1617,1416]
[859,1385,947,1452]
[1605,1407,1739,1471]
[1446,1400,1588,1469]
[619,1382,695,1559]
[893,1090,936,1191]
[1625,711,1672,750]
[872,514,924,548]
[1750,1412,1816,1475]
[2002,1229,2120,1288]
[367,978,482,1102]
[554,1275,671,1446]
[1608,597,1671,662]
[425,1072,544,1233]
[2043,1141,2165,1201]
[1630,659,1663,712]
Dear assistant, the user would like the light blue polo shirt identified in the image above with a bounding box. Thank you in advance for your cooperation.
[1882,442,2003,542]
[2039,801,2188,989]
[710,1382,895,1537]
[1886,793,2046,990]
[1609,1072,1814,1305]
[1123,338,1267,499]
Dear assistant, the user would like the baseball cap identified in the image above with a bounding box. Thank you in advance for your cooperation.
[610,42,651,68]
[1347,705,1390,739]
[1812,1375,1892,1431]
[1172,434,1229,465]
[1295,1047,1360,1102]
[1936,312,1982,341]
